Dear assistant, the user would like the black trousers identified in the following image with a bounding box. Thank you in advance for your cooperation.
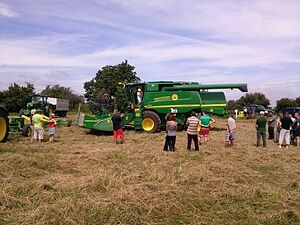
[257,131,266,147]
[164,136,176,151]
[268,126,274,139]
[187,134,199,150]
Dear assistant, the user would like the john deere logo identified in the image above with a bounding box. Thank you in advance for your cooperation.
[171,94,178,101]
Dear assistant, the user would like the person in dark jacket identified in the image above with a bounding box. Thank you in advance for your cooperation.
[267,113,275,139]
[111,109,124,144]
[278,112,293,148]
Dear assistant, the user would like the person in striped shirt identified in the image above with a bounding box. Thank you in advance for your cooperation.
[186,111,200,151]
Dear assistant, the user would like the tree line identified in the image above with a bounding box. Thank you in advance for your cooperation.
[0,83,82,112]
[0,61,140,113]
[227,93,300,112]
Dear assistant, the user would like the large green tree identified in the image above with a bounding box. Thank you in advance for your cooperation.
[84,60,141,112]
[0,83,35,112]
[41,85,82,110]
[236,92,270,108]
[276,98,298,111]
[227,100,243,110]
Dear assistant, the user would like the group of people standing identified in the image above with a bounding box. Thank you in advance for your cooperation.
[256,112,300,148]
[111,107,300,150]
[163,111,236,151]
[30,109,57,143]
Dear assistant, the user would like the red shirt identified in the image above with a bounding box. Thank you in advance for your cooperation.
[48,119,56,128]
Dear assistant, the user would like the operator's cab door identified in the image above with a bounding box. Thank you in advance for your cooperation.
[125,84,145,109]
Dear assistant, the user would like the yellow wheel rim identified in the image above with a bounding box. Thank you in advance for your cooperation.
[0,117,7,141]
[142,118,155,131]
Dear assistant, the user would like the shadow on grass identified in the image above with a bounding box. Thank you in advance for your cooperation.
[210,127,227,131]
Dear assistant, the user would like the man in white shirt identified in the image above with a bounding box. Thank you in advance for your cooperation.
[137,88,143,107]
[225,112,236,147]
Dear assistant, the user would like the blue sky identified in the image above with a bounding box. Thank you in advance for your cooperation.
[0,0,300,105]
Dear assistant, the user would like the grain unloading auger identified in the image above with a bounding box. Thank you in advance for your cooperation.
[77,81,247,133]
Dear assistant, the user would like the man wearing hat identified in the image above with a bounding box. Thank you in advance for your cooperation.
[256,111,267,147]
[111,109,125,144]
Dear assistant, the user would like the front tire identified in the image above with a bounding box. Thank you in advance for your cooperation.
[58,111,67,117]
[142,111,160,133]
[22,124,32,137]
[0,108,9,143]
[48,106,53,116]
[67,120,72,127]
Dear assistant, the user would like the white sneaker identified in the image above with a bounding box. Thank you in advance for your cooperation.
[285,146,289,149]
[279,145,282,148]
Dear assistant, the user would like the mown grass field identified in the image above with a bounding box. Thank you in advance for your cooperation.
[0,118,300,225]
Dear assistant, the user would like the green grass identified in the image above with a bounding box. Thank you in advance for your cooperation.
[252,165,281,174]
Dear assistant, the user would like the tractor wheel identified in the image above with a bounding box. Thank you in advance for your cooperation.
[0,108,9,143]
[48,106,53,116]
[67,120,72,127]
[59,111,67,117]
[142,111,160,133]
[22,124,32,137]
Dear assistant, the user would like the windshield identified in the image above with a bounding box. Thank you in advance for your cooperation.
[125,86,135,103]
[257,105,266,111]
[32,96,42,103]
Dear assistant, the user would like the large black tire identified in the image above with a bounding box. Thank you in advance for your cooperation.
[67,120,72,127]
[22,124,32,137]
[58,111,67,117]
[44,105,53,116]
[142,111,161,133]
[0,107,9,143]
[48,106,53,116]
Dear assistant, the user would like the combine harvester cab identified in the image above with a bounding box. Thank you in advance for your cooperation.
[77,82,247,133]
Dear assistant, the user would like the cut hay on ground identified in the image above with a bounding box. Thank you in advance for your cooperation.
[0,119,299,224]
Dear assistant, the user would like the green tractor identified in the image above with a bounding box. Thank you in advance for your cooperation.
[21,95,69,117]
[0,106,9,142]
[77,81,248,133]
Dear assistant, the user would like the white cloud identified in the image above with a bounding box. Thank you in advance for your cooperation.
[1,35,299,69]
[0,2,18,17]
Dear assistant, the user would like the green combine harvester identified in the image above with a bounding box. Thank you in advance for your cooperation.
[77,81,248,133]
